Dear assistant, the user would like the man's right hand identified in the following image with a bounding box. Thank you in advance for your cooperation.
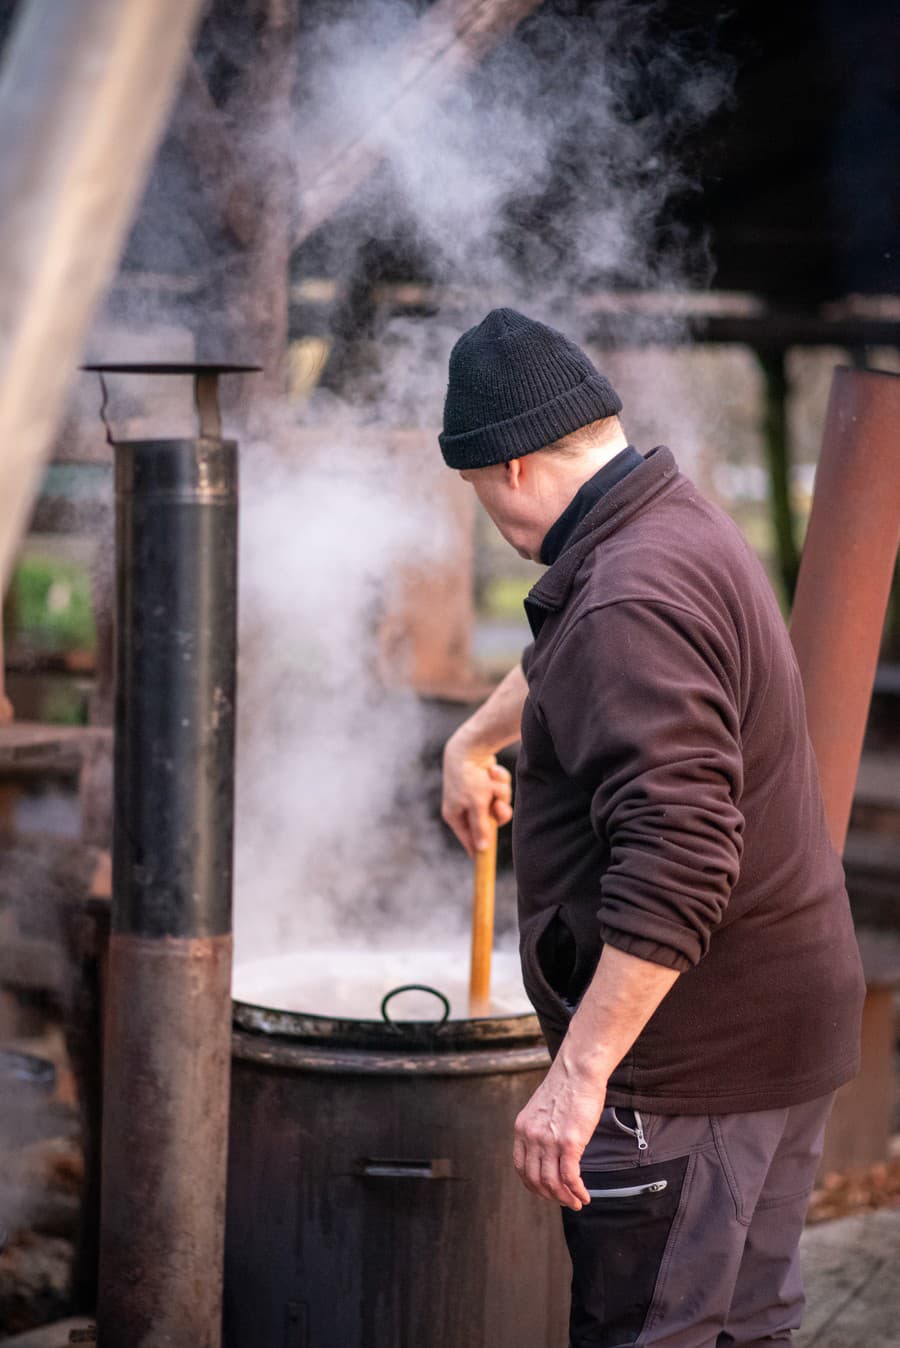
[441,735,513,859]
[439,660,528,857]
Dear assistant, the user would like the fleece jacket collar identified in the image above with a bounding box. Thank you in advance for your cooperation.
[540,444,644,565]
[523,444,680,637]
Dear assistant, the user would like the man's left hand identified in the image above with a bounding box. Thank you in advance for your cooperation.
[513,1059,605,1211]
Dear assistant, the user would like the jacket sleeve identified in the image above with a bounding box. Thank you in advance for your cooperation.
[536,600,744,972]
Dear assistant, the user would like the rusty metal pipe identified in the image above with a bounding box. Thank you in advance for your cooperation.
[790,365,900,852]
[97,434,238,1347]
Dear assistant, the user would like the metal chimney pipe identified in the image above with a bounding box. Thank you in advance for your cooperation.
[89,364,254,1347]
[790,365,900,852]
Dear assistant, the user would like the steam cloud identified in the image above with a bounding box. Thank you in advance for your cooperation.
[94,1,731,981]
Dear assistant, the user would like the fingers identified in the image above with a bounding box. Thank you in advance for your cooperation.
[516,1144,584,1211]
[471,802,500,852]
[487,763,512,803]
[491,798,513,826]
[487,762,513,828]
[442,798,510,856]
[513,1123,585,1211]
[536,1146,586,1210]
[468,806,494,854]
[524,1140,547,1199]
[472,786,507,850]
[440,803,475,858]
[441,755,513,854]
[541,1153,585,1211]
[560,1149,591,1207]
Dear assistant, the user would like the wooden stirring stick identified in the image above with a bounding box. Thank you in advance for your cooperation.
[468,817,498,1016]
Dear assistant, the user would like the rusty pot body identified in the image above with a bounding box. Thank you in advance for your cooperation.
[224,994,570,1348]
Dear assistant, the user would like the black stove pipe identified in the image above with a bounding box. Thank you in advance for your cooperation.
[97,431,238,1347]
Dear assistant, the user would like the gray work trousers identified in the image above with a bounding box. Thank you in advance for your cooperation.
[562,1093,833,1347]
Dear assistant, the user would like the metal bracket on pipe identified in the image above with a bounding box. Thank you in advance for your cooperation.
[195,372,222,441]
[82,361,261,446]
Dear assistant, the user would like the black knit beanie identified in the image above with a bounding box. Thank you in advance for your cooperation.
[439,308,622,470]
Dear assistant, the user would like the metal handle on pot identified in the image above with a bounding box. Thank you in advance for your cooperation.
[380,984,451,1028]
[356,1157,454,1180]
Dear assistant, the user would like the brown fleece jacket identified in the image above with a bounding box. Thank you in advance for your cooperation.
[514,445,865,1114]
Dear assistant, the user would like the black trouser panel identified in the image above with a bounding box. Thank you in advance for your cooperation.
[562,1155,690,1347]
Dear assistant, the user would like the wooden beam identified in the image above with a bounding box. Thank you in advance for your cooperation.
[173,59,258,250]
[286,280,900,350]
[218,0,298,413]
[0,0,207,588]
[295,0,543,247]
[0,722,111,771]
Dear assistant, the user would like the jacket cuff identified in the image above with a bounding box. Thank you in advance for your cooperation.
[598,924,695,973]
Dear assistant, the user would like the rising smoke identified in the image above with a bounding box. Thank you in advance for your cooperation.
[96,1,731,978]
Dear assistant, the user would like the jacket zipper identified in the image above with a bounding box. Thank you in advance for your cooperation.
[585,1179,667,1199]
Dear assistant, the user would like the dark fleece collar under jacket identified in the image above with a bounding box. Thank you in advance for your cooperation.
[539,445,644,566]
[525,445,679,637]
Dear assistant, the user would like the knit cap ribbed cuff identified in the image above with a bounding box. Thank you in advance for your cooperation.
[438,307,623,469]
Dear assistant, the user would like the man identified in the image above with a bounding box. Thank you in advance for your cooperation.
[438,308,865,1347]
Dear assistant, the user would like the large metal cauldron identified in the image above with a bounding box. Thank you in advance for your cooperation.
[223,951,570,1348]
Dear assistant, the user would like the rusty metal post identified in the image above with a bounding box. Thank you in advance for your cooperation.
[790,366,900,852]
[97,394,238,1345]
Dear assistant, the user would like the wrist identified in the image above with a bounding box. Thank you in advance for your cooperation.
[446,721,494,760]
[556,1039,613,1090]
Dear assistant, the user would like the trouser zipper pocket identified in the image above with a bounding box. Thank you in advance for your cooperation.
[585,1179,667,1199]
[612,1107,649,1153]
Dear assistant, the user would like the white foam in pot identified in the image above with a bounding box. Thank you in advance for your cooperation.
[232,946,533,1021]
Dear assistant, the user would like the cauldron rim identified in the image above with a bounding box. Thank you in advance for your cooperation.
[232,994,544,1052]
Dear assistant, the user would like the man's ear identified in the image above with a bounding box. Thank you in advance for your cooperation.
[504,456,524,489]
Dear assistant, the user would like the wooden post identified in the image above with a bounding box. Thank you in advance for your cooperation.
[214,0,297,424]
[172,59,258,251]
[0,0,207,587]
[757,348,800,605]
